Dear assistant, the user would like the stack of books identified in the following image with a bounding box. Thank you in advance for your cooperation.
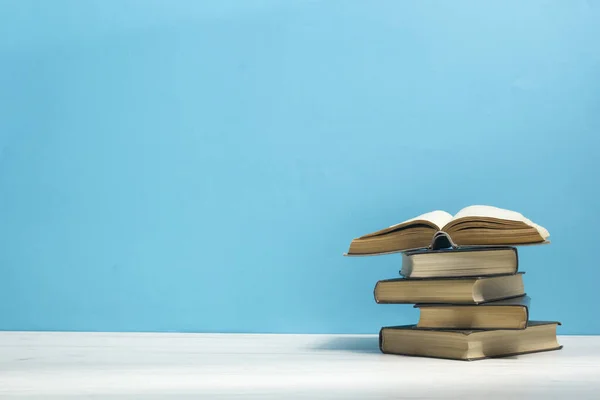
[346,205,562,361]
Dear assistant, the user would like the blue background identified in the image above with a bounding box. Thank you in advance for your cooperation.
[1,0,599,334]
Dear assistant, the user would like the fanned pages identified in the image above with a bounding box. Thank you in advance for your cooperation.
[400,247,518,278]
[415,295,531,330]
[346,205,549,256]
[373,273,525,305]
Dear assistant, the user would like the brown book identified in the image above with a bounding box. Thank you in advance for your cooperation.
[374,273,525,304]
[346,205,549,256]
[415,295,530,330]
[379,321,562,361]
[400,246,518,278]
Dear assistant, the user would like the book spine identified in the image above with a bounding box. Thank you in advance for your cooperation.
[430,231,458,250]
[399,253,413,277]
[513,246,520,273]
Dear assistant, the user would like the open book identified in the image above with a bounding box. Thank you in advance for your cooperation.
[346,205,549,256]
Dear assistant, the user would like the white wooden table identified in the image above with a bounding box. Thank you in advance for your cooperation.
[0,332,598,399]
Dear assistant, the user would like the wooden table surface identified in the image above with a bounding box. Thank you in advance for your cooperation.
[1,332,598,399]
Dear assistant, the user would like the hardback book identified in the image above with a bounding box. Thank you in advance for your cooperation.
[374,273,525,304]
[379,321,562,361]
[400,246,518,278]
[345,205,549,256]
[415,295,530,330]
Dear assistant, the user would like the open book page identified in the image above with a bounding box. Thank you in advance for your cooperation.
[449,205,550,239]
[403,210,453,230]
[359,210,453,238]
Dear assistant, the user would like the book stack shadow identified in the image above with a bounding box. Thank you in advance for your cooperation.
[346,206,562,361]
